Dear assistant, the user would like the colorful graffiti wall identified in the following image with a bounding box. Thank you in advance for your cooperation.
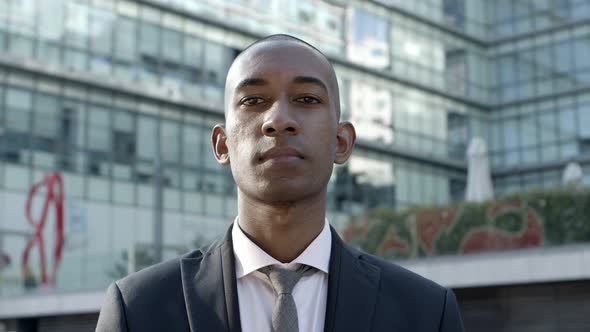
[343,190,590,259]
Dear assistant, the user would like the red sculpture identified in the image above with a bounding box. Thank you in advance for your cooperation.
[21,172,64,286]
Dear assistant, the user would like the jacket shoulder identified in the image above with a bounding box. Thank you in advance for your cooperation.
[348,245,447,297]
[344,245,465,331]
[115,249,203,306]
[108,250,205,331]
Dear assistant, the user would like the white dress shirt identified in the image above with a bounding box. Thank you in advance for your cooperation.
[232,219,331,332]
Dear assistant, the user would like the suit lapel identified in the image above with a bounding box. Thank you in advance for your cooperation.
[221,225,242,332]
[181,225,242,332]
[324,227,380,332]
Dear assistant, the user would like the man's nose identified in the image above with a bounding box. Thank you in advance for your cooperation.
[261,99,300,136]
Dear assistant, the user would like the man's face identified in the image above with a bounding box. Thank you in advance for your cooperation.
[212,41,355,204]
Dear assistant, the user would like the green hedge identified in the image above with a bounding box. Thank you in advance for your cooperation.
[343,189,590,259]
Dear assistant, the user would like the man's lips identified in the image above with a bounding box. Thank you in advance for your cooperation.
[259,147,304,162]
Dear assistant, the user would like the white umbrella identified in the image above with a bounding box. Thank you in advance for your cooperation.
[465,137,495,202]
[562,162,583,189]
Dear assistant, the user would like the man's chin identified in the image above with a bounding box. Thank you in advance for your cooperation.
[253,180,316,203]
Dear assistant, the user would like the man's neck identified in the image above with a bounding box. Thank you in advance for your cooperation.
[236,190,327,263]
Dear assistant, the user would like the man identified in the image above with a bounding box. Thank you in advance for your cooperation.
[96,34,465,332]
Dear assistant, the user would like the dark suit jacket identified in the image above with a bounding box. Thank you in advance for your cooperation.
[96,225,465,331]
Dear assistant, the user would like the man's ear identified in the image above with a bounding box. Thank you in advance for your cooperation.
[211,124,230,165]
[334,121,356,164]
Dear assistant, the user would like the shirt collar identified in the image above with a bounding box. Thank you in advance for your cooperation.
[232,217,331,279]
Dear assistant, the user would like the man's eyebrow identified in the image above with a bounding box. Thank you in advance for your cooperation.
[292,76,328,93]
[235,77,268,91]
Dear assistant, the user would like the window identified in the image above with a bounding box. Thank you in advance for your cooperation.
[161,120,179,164]
[203,43,233,104]
[183,37,204,101]
[162,28,182,62]
[574,36,590,70]
[347,155,395,209]
[504,118,519,149]
[517,50,535,83]
[499,55,516,85]
[64,49,88,72]
[37,42,61,67]
[347,9,389,69]
[349,81,393,144]
[8,35,34,58]
[6,88,32,109]
[446,49,467,96]
[89,7,115,54]
[539,111,557,144]
[535,45,552,78]
[90,55,112,76]
[184,36,203,69]
[558,108,577,141]
[33,93,60,140]
[65,1,90,49]
[5,88,32,132]
[7,0,36,36]
[137,116,157,160]
[490,121,503,151]
[494,0,512,23]
[87,106,111,152]
[443,0,465,30]
[136,161,153,183]
[555,41,573,73]
[139,22,159,57]
[182,124,201,167]
[114,17,136,61]
[540,144,558,162]
[579,138,590,155]
[204,43,232,85]
[63,101,86,148]
[113,129,135,164]
[38,0,65,42]
[447,111,468,158]
[521,114,538,147]
[579,103,590,138]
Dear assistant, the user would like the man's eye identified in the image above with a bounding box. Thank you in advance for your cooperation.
[296,96,321,104]
[242,97,264,106]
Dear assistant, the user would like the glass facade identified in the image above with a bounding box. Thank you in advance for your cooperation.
[487,0,590,193]
[0,0,588,299]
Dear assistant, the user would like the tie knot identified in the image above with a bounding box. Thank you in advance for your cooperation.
[259,265,316,295]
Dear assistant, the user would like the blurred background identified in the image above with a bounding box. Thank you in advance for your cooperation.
[0,0,589,331]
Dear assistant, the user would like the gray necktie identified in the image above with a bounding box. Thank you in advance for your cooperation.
[259,265,317,332]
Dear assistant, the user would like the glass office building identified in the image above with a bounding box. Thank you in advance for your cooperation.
[0,0,590,330]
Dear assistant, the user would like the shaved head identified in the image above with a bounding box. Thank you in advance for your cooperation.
[236,34,328,64]
[224,34,341,121]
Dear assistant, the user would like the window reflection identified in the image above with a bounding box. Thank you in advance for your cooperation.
[182,124,202,168]
[447,111,468,159]
[333,155,395,212]
[114,17,136,62]
[443,0,465,30]
[6,0,36,36]
[65,1,90,49]
[137,116,157,161]
[87,106,110,177]
[89,7,115,55]
[113,111,135,166]
[445,49,467,96]
[138,22,160,85]
[161,121,180,164]
[347,9,389,69]
[349,81,393,144]
[38,0,65,42]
